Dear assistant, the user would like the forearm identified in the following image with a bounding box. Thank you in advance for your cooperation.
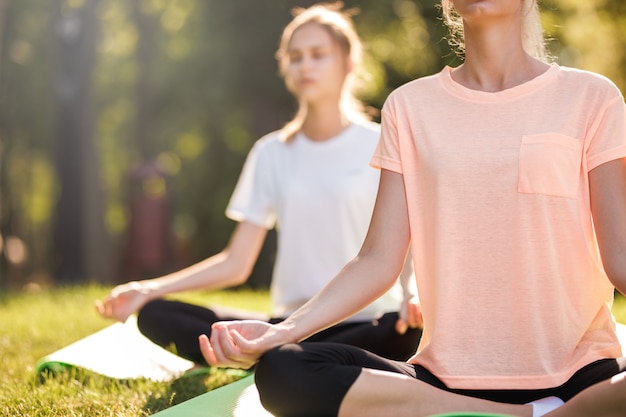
[590,158,626,294]
[139,221,267,299]
[142,252,248,298]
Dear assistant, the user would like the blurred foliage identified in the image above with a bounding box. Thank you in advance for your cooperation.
[0,0,625,287]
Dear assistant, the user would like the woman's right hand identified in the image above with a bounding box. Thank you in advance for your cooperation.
[199,320,294,369]
[95,281,153,322]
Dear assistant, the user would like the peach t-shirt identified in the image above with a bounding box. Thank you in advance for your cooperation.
[371,64,626,390]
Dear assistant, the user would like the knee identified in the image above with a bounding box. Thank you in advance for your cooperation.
[136,299,166,332]
[255,344,300,390]
[255,344,302,413]
[255,343,356,417]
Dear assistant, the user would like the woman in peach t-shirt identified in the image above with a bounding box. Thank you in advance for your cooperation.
[199,1,626,416]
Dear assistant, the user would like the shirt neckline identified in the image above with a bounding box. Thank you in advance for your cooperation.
[438,63,560,103]
[296,122,357,148]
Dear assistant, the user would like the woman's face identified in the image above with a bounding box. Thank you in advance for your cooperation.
[284,23,349,105]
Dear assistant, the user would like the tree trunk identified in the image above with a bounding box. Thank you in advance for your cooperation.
[53,0,111,283]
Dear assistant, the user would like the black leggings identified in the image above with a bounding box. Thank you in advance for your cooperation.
[136,299,422,364]
[255,342,626,417]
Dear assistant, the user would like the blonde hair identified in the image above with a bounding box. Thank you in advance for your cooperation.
[441,0,549,62]
[275,2,369,142]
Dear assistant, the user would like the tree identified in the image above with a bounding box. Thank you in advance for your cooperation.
[53,0,111,283]
[1,0,625,288]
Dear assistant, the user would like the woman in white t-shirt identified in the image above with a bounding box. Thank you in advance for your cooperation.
[96,3,422,365]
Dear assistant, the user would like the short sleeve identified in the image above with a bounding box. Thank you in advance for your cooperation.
[586,90,626,171]
[226,140,277,229]
[370,97,403,173]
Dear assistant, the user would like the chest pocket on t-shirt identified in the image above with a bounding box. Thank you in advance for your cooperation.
[518,133,583,199]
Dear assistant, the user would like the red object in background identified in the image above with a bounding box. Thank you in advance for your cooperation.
[127,195,170,271]
[122,162,172,281]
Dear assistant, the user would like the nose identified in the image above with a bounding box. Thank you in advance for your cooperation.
[296,55,313,73]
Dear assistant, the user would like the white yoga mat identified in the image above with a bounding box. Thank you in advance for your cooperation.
[36,316,194,381]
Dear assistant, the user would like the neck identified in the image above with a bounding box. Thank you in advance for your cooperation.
[453,21,548,92]
[301,101,350,142]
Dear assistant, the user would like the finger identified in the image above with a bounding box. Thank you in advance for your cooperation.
[215,326,248,364]
[95,299,113,319]
[220,327,259,368]
[229,329,260,356]
[208,326,229,365]
[228,330,260,368]
[416,309,424,328]
[99,298,114,318]
[107,295,117,317]
[409,305,424,329]
[210,325,246,368]
[199,334,218,365]
[215,325,234,355]
[395,318,408,335]
[407,303,422,328]
[406,304,417,327]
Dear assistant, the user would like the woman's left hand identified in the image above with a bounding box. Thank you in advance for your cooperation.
[199,320,293,369]
[395,295,423,334]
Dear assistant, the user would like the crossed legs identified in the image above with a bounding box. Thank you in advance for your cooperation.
[255,342,626,417]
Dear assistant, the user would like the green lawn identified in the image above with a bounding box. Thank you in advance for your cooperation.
[0,284,270,417]
[1,284,625,417]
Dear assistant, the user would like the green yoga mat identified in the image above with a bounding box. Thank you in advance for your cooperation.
[148,376,510,417]
[150,378,513,417]
[36,316,194,381]
[152,374,275,417]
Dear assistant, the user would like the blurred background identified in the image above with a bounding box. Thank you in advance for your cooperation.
[1,0,625,290]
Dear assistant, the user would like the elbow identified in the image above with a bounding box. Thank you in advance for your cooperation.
[608,273,626,297]
[597,237,626,294]
[229,268,251,286]
[604,258,626,295]
[223,256,254,287]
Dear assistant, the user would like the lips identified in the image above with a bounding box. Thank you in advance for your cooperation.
[298,77,316,87]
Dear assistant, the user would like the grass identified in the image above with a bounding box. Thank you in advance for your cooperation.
[1,285,625,417]
[0,284,270,417]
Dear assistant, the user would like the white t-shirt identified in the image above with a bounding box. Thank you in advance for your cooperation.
[227,120,403,319]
